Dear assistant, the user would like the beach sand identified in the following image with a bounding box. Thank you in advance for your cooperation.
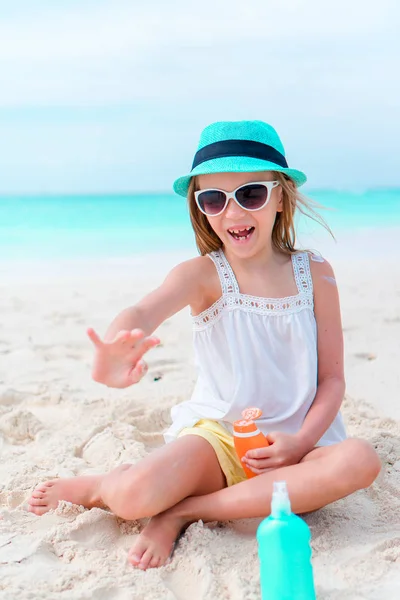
[1,231,399,599]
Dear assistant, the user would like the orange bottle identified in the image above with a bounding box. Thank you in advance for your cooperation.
[233,407,269,479]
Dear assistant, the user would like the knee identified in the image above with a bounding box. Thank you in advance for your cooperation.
[101,463,160,521]
[341,438,381,490]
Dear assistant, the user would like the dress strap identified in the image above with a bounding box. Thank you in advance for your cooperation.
[208,249,240,295]
[291,252,313,295]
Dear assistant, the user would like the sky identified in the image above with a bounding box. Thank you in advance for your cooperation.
[0,0,399,193]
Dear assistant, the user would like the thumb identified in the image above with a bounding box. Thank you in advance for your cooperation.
[128,359,148,384]
[266,431,280,444]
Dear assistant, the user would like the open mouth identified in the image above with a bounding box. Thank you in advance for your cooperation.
[227,226,255,241]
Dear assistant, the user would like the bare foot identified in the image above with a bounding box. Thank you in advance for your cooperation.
[28,475,105,516]
[128,512,189,570]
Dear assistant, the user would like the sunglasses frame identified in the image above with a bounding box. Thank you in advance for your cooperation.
[194,180,280,217]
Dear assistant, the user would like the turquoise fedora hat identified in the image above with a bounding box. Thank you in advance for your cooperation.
[173,120,307,197]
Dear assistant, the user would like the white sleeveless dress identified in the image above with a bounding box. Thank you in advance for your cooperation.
[164,249,346,447]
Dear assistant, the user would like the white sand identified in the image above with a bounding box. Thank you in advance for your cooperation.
[1,230,400,599]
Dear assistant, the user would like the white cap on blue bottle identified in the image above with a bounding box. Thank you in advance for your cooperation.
[271,481,292,517]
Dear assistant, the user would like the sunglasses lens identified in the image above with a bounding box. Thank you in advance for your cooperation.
[236,184,269,210]
[197,190,226,215]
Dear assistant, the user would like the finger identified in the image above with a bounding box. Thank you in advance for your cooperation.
[246,446,274,460]
[243,457,276,470]
[129,329,146,344]
[87,328,104,348]
[143,336,161,349]
[128,360,148,384]
[134,334,160,348]
[133,337,160,359]
[109,330,131,344]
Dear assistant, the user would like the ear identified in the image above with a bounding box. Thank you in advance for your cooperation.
[276,186,283,213]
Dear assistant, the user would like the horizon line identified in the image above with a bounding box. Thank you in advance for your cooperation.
[0,185,399,197]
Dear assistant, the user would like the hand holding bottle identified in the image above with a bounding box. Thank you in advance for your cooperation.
[242,432,308,474]
[87,328,160,389]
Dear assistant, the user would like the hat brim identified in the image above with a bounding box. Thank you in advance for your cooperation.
[173,156,307,197]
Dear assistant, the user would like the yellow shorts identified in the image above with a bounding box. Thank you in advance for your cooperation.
[178,419,247,487]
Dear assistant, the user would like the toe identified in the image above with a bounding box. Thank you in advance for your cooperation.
[28,505,49,516]
[138,549,153,570]
[32,491,45,499]
[35,481,55,494]
[29,497,47,507]
[128,538,148,567]
[149,556,161,569]
[41,481,56,490]
[128,549,144,566]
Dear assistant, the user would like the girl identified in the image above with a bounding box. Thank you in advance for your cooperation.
[28,120,381,570]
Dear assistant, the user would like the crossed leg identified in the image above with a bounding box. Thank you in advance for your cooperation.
[28,436,380,570]
[28,435,226,566]
[127,438,381,569]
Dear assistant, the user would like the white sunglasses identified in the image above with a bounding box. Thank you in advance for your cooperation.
[194,180,280,217]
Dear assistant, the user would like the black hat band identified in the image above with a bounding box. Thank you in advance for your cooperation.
[191,139,288,171]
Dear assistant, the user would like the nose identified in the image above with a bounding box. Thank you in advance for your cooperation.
[224,196,246,219]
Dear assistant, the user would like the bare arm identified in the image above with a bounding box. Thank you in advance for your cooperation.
[243,256,346,473]
[103,257,206,340]
[88,257,208,388]
[295,257,345,451]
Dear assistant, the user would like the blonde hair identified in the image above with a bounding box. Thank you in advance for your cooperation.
[187,172,334,256]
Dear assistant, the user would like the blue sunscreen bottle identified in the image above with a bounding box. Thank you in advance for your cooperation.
[257,481,316,600]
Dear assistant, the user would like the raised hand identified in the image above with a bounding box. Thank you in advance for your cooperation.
[87,328,160,389]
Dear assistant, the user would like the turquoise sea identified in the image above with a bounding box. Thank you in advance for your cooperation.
[1,189,399,261]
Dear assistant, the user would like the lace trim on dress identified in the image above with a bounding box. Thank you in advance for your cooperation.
[292,252,313,295]
[208,250,240,294]
[194,250,314,331]
[192,291,314,330]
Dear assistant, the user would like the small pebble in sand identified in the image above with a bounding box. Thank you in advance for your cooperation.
[354,352,377,361]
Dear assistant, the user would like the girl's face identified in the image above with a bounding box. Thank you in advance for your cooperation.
[197,171,283,258]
